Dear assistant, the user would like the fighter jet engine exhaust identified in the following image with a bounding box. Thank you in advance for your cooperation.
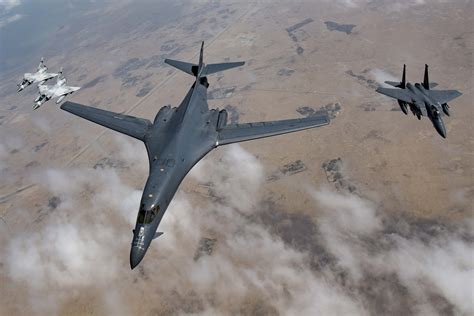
[442,103,450,116]
[398,100,408,115]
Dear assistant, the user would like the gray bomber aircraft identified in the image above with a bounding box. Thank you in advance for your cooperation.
[17,58,58,92]
[376,64,462,138]
[61,42,330,269]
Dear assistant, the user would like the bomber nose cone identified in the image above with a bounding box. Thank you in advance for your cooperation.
[130,246,146,269]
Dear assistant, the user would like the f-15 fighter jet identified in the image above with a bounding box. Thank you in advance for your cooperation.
[34,70,81,110]
[376,64,462,138]
[60,42,330,269]
[17,58,58,92]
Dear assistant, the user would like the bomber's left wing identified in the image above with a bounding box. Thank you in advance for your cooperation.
[61,101,151,141]
[217,114,329,146]
[425,90,462,104]
[376,87,414,104]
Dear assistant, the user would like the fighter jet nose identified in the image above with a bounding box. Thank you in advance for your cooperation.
[130,246,146,269]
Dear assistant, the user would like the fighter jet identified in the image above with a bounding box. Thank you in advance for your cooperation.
[60,42,330,269]
[34,69,81,110]
[17,58,58,92]
[376,64,462,138]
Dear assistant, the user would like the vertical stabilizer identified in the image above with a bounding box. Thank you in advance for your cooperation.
[423,64,430,90]
[401,64,406,89]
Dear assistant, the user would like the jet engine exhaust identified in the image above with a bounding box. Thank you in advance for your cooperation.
[442,103,450,116]
[398,100,408,115]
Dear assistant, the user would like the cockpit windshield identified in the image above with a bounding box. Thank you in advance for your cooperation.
[137,204,160,224]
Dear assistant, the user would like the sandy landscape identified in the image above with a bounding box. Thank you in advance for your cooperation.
[0,0,473,315]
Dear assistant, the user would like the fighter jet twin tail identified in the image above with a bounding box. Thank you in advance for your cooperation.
[17,58,81,110]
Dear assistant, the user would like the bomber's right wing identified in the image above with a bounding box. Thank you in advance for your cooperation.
[61,101,151,141]
[376,87,415,104]
[217,114,329,146]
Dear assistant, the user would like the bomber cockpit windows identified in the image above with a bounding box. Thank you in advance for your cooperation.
[137,204,160,225]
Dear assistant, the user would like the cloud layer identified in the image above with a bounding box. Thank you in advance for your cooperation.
[2,142,473,315]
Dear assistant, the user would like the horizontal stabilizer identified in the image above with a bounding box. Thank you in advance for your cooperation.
[61,101,151,141]
[203,62,245,76]
[164,59,198,76]
[153,232,163,239]
[384,81,402,88]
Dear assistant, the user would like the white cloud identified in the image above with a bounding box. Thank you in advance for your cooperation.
[0,0,20,11]
[0,13,22,28]
[3,142,473,315]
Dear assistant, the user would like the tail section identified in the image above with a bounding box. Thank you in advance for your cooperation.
[384,64,406,89]
[164,41,244,78]
[401,64,406,89]
[57,67,65,84]
[423,64,430,90]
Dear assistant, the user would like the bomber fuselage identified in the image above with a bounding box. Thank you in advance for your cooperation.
[130,78,221,268]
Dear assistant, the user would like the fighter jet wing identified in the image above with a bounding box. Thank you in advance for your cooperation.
[55,86,80,97]
[425,90,462,104]
[217,114,329,146]
[376,87,414,104]
[61,101,152,141]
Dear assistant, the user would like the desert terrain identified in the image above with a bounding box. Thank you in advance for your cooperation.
[0,0,472,315]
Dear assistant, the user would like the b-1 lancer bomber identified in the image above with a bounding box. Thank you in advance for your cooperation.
[17,58,58,92]
[60,42,330,269]
[34,69,81,110]
[376,64,462,138]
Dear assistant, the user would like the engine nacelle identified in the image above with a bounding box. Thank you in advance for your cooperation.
[217,109,228,129]
[442,103,450,116]
[397,100,408,115]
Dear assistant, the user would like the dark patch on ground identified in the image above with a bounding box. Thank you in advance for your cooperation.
[363,130,391,144]
[34,197,61,223]
[8,105,17,111]
[34,141,48,152]
[121,73,153,88]
[136,82,153,97]
[359,102,378,111]
[82,75,108,89]
[10,149,19,154]
[93,157,128,170]
[297,103,341,120]
[114,58,149,78]
[25,161,39,168]
[346,69,378,90]
[224,104,239,124]
[286,18,314,33]
[208,87,235,100]
[391,107,402,111]
[286,18,313,55]
[277,68,295,76]
[194,237,217,261]
[256,202,337,271]
[322,158,357,193]
[268,160,307,181]
[324,21,356,34]
[48,196,61,209]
